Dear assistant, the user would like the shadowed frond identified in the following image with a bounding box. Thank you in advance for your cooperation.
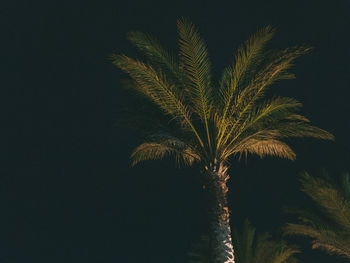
[232,219,257,263]
[272,244,300,263]
[272,122,334,140]
[130,134,200,166]
[300,172,350,229]
[126,31,181,83]
[111,54,204,146]
[284,171,350,259]
[114,79,176,135]
[284,223,350,258]
[111,54,184,116]
[232,219,299,263]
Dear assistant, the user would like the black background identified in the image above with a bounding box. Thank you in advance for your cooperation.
[2,0,350,262]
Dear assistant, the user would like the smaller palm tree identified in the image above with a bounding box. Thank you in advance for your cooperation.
[284,171,350,259]
[232,219,299,263]
[189,219,299,263]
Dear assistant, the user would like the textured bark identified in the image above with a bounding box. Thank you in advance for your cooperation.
[203,163,235,263]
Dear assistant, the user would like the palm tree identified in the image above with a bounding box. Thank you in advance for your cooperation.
[284,171,350,259]
[188,220,299,263]
[111,18,334,263]
[232,219,299,263]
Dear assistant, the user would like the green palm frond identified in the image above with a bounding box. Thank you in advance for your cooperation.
[300,172,350,229]
[232,138,296,160]
[222,97,302,147]
[339,172,350,200]
[217,26,274,148]
[114,79,174,135]
[130,134,200,166]
[284,171,350,259]
[284,223,350,258]
[231,220,256,263]
[111,54,184,116]
[246,97,302,125]
[272,122,334,140]
[252,233,274,263]
[218,26,274,119]
[233,219,299,263]
[272,244,300,263]
[111,54,205,147]
[219,46,311,149]
[237,46,308,114]
[126,31,182,83]
[177,18,213,148]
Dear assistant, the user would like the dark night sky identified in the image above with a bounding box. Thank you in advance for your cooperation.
[2,0,350,262]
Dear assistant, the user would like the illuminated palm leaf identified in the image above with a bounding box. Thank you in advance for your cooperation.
[130,133,200,166]
[177,18,213,148]
[217,26,274,143]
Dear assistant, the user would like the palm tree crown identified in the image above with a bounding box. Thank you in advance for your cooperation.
[112,18,333,169]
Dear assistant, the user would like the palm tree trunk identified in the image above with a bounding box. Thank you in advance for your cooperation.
[203,163,235,263]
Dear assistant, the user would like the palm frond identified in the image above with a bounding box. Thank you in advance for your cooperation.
[284,171,350,259]
[220,46,311,147]
[217,26,274,148]
[114,79,175,135]
[111,54,205,147]
[223,97,302,148]
[273,122,334,140]
[253,233,274,263]
[300,172,350,229]
[127,31,182,83]
[272,244,300,263]
[231,138,296,160]
[130,134,200,166]
[218,26,274,119]
[284,223,350,258]
[233,219,299,263]
[177,18,212,147]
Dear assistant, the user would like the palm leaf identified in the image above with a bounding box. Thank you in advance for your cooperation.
[177,18,212,147]
[127,31,182,84]
[284,171,350,259]
[232,138,296,160]
[130,134,200,166]
[233,219,299,263]
[218,26,274,122]
[220,46,311,147]
[223,97,302,148]
[111,54,205,147]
